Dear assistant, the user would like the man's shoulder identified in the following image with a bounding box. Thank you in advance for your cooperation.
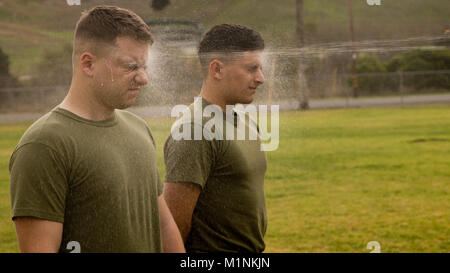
[116,110,157,145]
[17,109,73,148]
[116,110,150,129]
[116,109,145,122]
[10,109,75,169]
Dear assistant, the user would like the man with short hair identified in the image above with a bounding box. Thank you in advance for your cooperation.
[163,24,267,252]
[9,6,184,253]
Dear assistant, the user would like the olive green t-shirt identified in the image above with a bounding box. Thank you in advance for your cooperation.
[9,108,163,253]
[164,97,267,252]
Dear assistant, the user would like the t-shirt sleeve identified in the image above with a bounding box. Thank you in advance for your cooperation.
[9,142,68,223]
[156,168,163,196]
[145,125,164,196]
[163,124,214,189]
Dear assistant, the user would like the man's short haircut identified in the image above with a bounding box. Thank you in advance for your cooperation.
[198,24,264,74]
[73,5,153,56]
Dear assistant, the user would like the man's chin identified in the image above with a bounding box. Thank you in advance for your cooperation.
[115,100,136,110]
[239,97,254,105]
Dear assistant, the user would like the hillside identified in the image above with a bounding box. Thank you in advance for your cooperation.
[0,0,449,77]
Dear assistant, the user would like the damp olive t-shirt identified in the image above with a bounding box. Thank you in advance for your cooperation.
[9,108,163,253]
[164,97,267,252]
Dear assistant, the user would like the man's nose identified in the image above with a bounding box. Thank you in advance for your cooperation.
[135,69,149,86]
[255,69,265,85]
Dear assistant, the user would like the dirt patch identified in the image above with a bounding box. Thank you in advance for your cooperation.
[0,22,62,44]
[408,138,449,143]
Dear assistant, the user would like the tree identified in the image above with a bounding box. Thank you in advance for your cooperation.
[296,0,310,110]
[0,47,18,88]
[0,47,18,109]
[0,47,10,75]
[347,0,359,97]
[352,54,391,94]
[150,0,171,11]
[32,43,73,86]
[386,49,450,90]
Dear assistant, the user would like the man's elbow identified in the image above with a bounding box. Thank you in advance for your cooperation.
[13,217,63,253]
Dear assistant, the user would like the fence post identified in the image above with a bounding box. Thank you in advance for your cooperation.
[267,55,277,111]
[344,74,349,108]
[331,68,337,97]
[398,71,404,107]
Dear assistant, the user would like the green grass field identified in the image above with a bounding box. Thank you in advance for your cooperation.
[0,105,449,252]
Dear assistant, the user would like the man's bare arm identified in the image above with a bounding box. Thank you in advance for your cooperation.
[158,195,186,253]
[163,182,201,243]
[13,217,63,253]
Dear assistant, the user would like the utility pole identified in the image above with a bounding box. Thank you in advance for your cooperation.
[296,0,309,109]
[348,0,358,97]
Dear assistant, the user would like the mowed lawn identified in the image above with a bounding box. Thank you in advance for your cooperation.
[0,105,449,252]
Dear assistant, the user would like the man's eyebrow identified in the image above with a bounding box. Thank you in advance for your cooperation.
[118,55,137,62]
[118,56,147,66]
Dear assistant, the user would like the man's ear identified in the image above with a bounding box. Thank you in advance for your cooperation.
[79,52,97,77]
[209,59,224,80]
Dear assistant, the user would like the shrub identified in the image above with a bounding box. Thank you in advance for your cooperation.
[0,47,18,88]
[349,54,395,94]
[33,43,73,87]
[386,49,450,90]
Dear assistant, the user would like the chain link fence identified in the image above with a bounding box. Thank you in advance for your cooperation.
[1,45,450,115]
[1,70,449,113]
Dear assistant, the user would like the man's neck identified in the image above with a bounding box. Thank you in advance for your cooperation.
[199,81,229,112]
[59,85,115,121]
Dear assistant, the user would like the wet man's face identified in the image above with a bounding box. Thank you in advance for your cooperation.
[221,51,265,105]
[94,36,150,110]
